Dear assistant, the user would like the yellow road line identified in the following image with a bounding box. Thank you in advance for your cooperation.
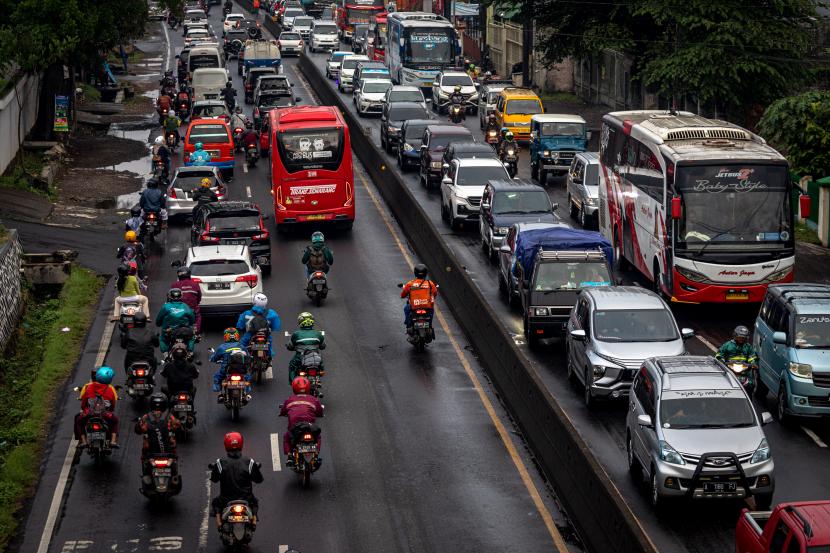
[357,171,569,552]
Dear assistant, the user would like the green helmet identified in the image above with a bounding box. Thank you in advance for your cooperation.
[505,131,514,140]
[297,311,315,329]
[311,231,324,247]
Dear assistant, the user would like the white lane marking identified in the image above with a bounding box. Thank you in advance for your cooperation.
[59,541,93,552]
[269,433,282,472]
[246,185,252,197]
[279,546,289,553]
[198,470,212,551]
[243,163,249,174]
[802,426,828,448]
[148,536,183,550]
[162,20,173,72]
[264,366,273,379]
[38,318,115,553]
[696,333,719,353]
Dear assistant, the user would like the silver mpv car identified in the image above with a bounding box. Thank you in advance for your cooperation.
[567,286,694,407]
[626,356,775,510]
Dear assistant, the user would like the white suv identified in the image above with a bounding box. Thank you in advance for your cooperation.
[337,54,369,92]
[441,158,510,230]
[432,70,478,114]
[353,79,391,116]
[309,20,339,52]
[183,245,264,317]
[223,13,245,35]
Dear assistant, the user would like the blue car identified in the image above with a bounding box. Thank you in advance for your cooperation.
[753,283,830,422]
[396,118,435,172]
[529,114,587,186]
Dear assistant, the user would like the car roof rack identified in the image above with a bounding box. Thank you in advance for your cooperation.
[655,356,726,375]
[537,250,606,262]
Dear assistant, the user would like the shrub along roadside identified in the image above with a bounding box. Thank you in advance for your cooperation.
[0,267,102,549]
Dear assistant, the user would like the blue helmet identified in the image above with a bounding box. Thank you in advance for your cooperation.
[95,366,114,384]
[195,142,204,150]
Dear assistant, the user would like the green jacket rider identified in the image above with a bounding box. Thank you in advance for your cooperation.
[287,312,326,384]
[716,325,758,364]
[155,288,196,352]
[301,231,334,276]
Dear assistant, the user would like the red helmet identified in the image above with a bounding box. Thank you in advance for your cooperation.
[292,376,310,394]
[223,432,243,452]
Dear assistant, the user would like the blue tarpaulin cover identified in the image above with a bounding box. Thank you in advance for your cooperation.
[515,227,613,278]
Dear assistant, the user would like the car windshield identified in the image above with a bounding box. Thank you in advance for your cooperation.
[364,81,391,93]
[174,172,217,191]
[190,259,250,277]
[315,24,337,34]
[280,32,300,40]
[189,124,229,143]
[330,52,349,62]
[493,190,551,214]
[193,72,227,87]
[533,261,611,291]
[259,94,293,108]
[541,122,584,137]
[593,309,679,342]
[429,134,471,150]
[208,213,260,230]
[794,315,830,348]
[486,90,503,103]
[284,8,303,17]
[442,75,473,87]
[659,396,756,429]
[457,165,508,186]
[192,104,226,117]
[405,124,429,140]
[506,99,543,115]
[294,17,313,27]
[342,58,366,70]
[391,90,423,103]
[390,107,427,121]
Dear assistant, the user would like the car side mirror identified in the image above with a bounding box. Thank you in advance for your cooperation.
[171,260,182,268]
[295,96,302,102]
[569,329,586,341]
[772,331,787,345]
[420,144,427,151]
[761,412,773,425]
[551,202,559,212]
[637,414,653,428]
[681,328,695,340]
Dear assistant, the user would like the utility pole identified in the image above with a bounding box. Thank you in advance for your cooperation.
[521,0,533,87]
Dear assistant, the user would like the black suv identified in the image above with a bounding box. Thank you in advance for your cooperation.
[419,124,474,189]
[191,201,272,273]
[244,67,277,104]
[441,141,498,167]
[380,101,431,153]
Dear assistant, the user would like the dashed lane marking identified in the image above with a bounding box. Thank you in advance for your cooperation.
[264,366,273,380]
[269,433,282,472]
[278,546,289,553]
[356,170,570,553]
[198,470,212,552]
[243,163,249,174]
[246,185,252,198]
[695,333,719,353]
[802,426,828,448]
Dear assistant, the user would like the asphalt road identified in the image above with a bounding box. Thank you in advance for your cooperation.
[292,26,830,553]
[14,13,570,553]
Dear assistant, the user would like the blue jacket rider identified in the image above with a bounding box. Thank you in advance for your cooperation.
[237,293,281,357]
[210,328,251,393]
[155,288,196,352]
[189,142,212,166]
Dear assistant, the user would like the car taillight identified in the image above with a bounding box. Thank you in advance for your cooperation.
[191,277,202,283]
[168,188,177,199]
[230,375,242,382]
[135,368,146,376]
[92,423,102,431]
[235,274,258,287]
[275,187,286,211]
[153,458,171,467]
[200,231,220,243]
[344,180,353,207]
[252,229,269,240]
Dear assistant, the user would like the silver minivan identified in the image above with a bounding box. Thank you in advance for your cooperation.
[567,286,694,407]
[566,152,600,229]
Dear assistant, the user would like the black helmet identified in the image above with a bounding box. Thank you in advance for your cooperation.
[177,266,192,280]
[130,206,142,217]
[149,392,167,411]
[147,178,159,189]
[733,325,750,339]
[117,263,130,277]
[225,81,233,88]
[413,263,428,279]
[134,312,148,327]
[179,82,187,91]
[168,288,183,302]
[171,343,188,361]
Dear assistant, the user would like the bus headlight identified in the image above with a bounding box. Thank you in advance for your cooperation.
[676,265,709,283]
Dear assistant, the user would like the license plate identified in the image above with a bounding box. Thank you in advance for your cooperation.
[297,444,317,453]
[228,515,248,523]
[122,316,134,324]
[153,468,172,477]
[208,282,231,290]
[87,432,106,441]
[173,403,193,411]
[312,279,326,285]
[304,214,328,221]
[133,382,150,390]
[726,291,749,301]
[222,240,246,245]
[703,482,737,494]
[251,343,268,351]
[414,321,429,329]
[225,380,245,388]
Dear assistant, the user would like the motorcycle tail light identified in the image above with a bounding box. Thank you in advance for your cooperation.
[232,505,245,513]
[416,309,427,315]
[153,458,171,467]
[230,375,242,382]
[234,127,242,133]
[147,213,157,221]
[135,369,146,376]
[314,271,324,278]
[178,394,188,401]
[92,423,102,431]
[302,433,313,441]
[308,369,317,376]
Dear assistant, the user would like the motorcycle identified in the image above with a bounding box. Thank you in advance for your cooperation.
[176,99,190,120]
[165,130,178,152]
[726,360,757,396]
[306,270,328,306]
[298,348,324,398]
[152,159,169,183]
[158,106,170,125]
[126,361,155,399]
[167,14,179,30]
[409,307,436,352]
[118,300,141,338]
[224,93,236,113]
[247,330,271,384]
[144,211,162,243]
[163,326,196,362]
[217,500,255,547]
[287,421,322,488]
[221,371,248,422]
[485,126,499,146]
[449,103,464,124]
[245,143,259,168]
[233,127,244,152]
[170,391,195,441]
[141,454,182,501]
[500,145,518,178]
[223,5,232,15]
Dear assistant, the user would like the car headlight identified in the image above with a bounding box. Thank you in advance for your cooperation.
[585,197,597,206]
[551,152,560,160]
[658,441,685,466]
[542,150,550,157]
[676,265,709,283]
[789,362,813,378]
[403,142,413,151]
[430,161,443,169]
[751,439,771,464]
[388,125,400,134]
[496,227,510,235]
[533,307,549,316]
[591,365,607,380]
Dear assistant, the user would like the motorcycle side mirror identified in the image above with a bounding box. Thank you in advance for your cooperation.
[295,97,302,102]
[284,331,291,337]
[397,283,404,288]
[530,131,537,139]
[681,328,695,340]
[171,260,182,268]
[72,386,81,392]
[208,347,215,354]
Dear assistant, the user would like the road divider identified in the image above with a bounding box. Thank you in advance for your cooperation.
[295,51,658,553]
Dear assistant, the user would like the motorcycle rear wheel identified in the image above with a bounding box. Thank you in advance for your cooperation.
[231,406,240,422]
[301,465,312,488]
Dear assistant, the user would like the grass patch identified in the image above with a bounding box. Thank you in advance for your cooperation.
[0,267,102,549]
[0,224,7,246]
[80,83,101,103]
[539,91,584,104]
[0,151,53,199]
[796,220,822,245]
[106,48,145,66]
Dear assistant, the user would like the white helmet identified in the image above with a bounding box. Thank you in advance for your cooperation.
[253,293,268,308]
[154,136,164,145]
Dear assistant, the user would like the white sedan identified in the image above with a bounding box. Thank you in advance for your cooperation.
[183,245,264,317]
[223,13,245,35]
[354,79,392,116]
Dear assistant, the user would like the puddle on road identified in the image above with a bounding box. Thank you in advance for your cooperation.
[101,121,159,210]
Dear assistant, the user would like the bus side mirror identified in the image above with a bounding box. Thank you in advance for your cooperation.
[671,196,682,219]
[799,194,811,219]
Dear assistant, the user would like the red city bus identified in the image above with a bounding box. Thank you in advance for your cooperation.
[269,106,355,230]
[337,0,385,43]
[367,13,388,61]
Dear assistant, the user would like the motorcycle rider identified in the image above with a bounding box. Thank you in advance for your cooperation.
[210,328,244,392]
[224,0,233,13]
[162,343,200,402]
[498,130,518,160]
[716,326,758,366]
[237,293,281,359]
[160,70,176,90]
[286,312,326,385]
[191,177,218,218]
[231,106,247,133]
[170,265,203,335]
[151,135,171,178]
[163,112,182,152]
[117,229,147,280]
[157,91,173,122]
[189,142,213,166]
[125,206,145,238]
[176,82,191,116]
[156,288,197,353]
[448,85,465,120]
[240,120,259,156]
[400,263,438,335]
[113,262,150,320]
[139,177,168,229]
[121,312,159,372]
[220,81,237,111]
[74,367,120,448]
[485,112,499,135]
[301,231,334,276]
[279,376,324,467]
[209,432,264,529]
[135,392,181,468]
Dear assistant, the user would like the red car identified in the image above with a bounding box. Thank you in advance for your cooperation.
[736,501,830,553]
[183,118,235,175]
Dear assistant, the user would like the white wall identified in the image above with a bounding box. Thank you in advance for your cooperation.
[0,75,40,175]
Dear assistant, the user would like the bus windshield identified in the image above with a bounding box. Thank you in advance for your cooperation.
[676,164,791,246]
[277,127,343,172]
[404,29,454,65]
[347,8,372,24]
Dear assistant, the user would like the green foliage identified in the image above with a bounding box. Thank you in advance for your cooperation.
[0,151,53,199]
[0,267,101,548]
[758,91,830,179]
